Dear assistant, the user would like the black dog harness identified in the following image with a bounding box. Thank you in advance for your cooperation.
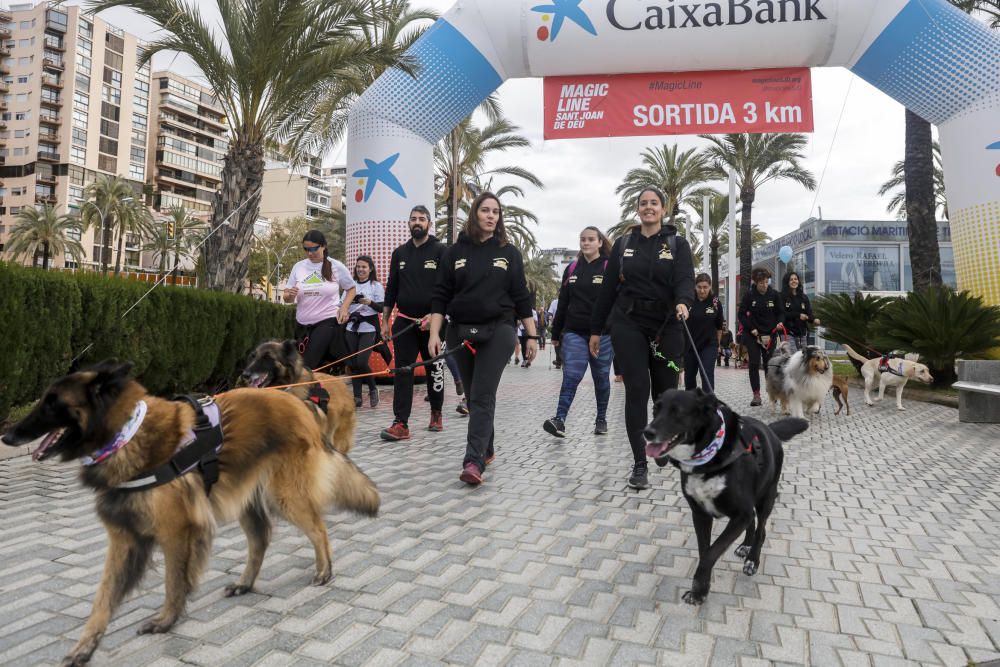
[116,396,224,495]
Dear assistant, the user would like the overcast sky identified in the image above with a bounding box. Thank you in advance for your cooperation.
[69,0,912,251]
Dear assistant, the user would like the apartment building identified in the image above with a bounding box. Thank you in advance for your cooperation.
[147,70,225,217]
[0,1,150,270]
[259,152,338,225]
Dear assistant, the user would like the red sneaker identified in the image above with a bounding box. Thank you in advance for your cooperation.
[428,410,443,432]
[485,453,495,465]
[459,463,482,485]
[380,421,410,441]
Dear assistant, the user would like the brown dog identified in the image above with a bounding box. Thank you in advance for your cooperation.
[1,361,379,666]
[831,375,851,415]
[240,340,356,454]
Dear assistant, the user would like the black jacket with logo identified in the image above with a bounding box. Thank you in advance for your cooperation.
[782,291,815,337]
[591,225,695,335]
[431,233,533,325]
[738,286,785,338]
[551,255,609,340]
[687,295,724,350]
[384,236,445,318]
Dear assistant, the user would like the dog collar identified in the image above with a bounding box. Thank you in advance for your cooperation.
[82,400,148,466]
[674,410,727,468]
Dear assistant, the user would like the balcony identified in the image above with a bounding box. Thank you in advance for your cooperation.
[0,10,12,22]
[43,36,65,52]
[41,74,63,89]
[46,15,68,34]
[40,96,61,109]
[37,151,61,162]
[37,173,57,186]
[38,130,59,143]
[0,26,10,40]
[0,81,8,94]
[36,194,58,206]
[39,113,61,126]
[42,58,65,71]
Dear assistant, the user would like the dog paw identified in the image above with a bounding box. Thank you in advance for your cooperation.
[312,571,333,586]
[743,560,759,576]
[734,545,752,559]
[224,583,253,597]
[897,406,906,411]
[137,618,175,635]
[682,590,707,606]
[61,654,91,667]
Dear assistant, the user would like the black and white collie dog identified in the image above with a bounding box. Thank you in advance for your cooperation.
[782,346,833,418]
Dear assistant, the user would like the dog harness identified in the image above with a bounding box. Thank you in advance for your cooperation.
[878,355,906,377]
[114,396,224,495]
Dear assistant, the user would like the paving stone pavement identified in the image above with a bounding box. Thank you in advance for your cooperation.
[2,360,1000,666]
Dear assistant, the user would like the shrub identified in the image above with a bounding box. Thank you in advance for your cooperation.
[812,293,893,371]
[870,287,1000,386]
[0,262,295,420]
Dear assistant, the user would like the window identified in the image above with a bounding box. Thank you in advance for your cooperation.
[104,51,123,70]
[1,112,9,121]
[14,129,24,138]
[14,111,28,120]
[72,127,87,146]
[101,86,120,105]
[131,113,147,130]
[74,91,89,110]
[131,128,146,145]
[102,67,121,87]
[16,75,27,84]
[79,19,93,40]
[73,109,88,128]
[18,39,29,48]
[133,96,148,115]
[15,93,27,102]
[11,186,26,195]
[76,54,91,72]
[19,21,31,30]
[18,56,30,66]
[76,72,90,91]
[71,146,86,165]
[100,102,120,122]
[98,137,118,155]
[69,165,84,185]
[105,32,124,54]
[98,154,117,173]
[135,79,149,94]
[40,90,58,104]
[2,58,13,68]
[100,119,119,137]
[823,246,901,294]
[129,164,144,181]
[78,38,91,58]
[130,146,145,162]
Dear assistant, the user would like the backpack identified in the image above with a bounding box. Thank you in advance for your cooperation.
[563,257,608,286]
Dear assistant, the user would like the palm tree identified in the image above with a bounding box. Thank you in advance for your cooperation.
[701,192,730,291]
[163,207,207,281]
[902,110,942,291]
[952,0,1000,27]
[878,141,948,220]
[80,174,152,275]
[436,183,540,252]
[522,250,559,313]
[86,0,407,291]
[615,144,716,224]
[700,133,816,292]
[6,205,85,269]
[435,110,542,243]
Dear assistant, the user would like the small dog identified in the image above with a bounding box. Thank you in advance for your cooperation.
[765,341,794,414]
[732,342,749,369]
[844,344,934,411]
[782,346,833,418]
[1,361,379,666]
[240,340,356,454]
[830,375,850,415]
[643,389,808,605]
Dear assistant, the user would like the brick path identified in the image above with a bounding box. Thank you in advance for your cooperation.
[2,357,1000,666]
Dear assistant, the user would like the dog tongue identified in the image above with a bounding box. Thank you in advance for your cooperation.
[645,442,668,459]
[31,430,62,462]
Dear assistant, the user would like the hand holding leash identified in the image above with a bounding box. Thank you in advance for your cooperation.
[588,335,601,359]
[676,304,689,321]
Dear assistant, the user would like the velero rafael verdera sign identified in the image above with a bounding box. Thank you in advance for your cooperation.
[543,68,814,140]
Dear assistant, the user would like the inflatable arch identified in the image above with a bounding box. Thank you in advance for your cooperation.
[347,0,1000,306]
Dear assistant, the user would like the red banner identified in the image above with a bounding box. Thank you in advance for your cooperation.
[543,68,813,140]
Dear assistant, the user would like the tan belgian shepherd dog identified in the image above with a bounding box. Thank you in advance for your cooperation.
[1,361,379,666]
[240,340,356,454]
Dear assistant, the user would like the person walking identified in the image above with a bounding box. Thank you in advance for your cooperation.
[380,206,448,441]
[739,266,784,406]
[429,192,537,486]
[590,187,695,490]
[781,271,820,352]
[547,297,563,369]
[684,273,724,391]
[345,255,384,408]
[717,321,734,367]
[284,230,356,370]
[544,226,614,438]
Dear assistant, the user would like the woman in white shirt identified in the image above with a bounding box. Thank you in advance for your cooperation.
[283,230,356,370]
[345,255,385,408]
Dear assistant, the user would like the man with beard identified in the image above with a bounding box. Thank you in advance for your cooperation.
[380,205,448,440]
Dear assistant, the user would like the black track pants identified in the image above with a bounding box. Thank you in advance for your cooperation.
[392,319,445,425]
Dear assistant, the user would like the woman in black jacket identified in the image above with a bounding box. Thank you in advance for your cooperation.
[781,271,820,352]
[738,267,784,406]
[429,192,537,486]
[590,187,695,490]
[543,226,614,438]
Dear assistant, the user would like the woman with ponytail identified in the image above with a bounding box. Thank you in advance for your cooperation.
[283,230,356,370]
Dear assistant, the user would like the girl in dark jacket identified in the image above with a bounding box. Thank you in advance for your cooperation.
[781,271,820,352]
[684,273,724,391]
[544,226,614,438]
[429,192,537,486]
[738,267,784,406]
[590,187,695,490]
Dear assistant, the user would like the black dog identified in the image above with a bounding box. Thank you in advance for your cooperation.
[643,389,808,605]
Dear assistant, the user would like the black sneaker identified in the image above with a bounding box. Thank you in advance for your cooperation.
[543,417,566,438]
[627,462,650,490]
[354,396,362,408]
[594,418,608,435]
[369,389,380,408]
[456,397,469,416]
[750,393,762,407]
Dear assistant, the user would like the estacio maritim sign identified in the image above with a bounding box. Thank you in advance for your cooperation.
[543,68,814,140]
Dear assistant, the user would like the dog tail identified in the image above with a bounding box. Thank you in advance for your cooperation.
[328,453,380,517]
[843,344,868,364]
[768,418,809,442]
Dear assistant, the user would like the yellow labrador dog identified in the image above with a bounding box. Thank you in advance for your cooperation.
[844,345,933,411]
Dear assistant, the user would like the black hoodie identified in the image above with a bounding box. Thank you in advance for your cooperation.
[551,254,609,340]
[384,236,445,318]
[431,233,533,324]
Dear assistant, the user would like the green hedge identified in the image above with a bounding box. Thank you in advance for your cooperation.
[0,262,295,420]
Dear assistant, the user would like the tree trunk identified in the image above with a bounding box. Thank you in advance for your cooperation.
[904,109,942,292]
[42,241,50,270]
[171,248,180,285]
[99,223,110,273]
[448,127,460,244]
[739,186,756,295]
[204,139,265,291]
[113,228,124,276]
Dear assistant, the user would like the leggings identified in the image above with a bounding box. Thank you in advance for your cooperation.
[297,318,339,371]
[555,332,613,421]
[611,312,682,465]
[747,338,773,393]
[345,329,378,396]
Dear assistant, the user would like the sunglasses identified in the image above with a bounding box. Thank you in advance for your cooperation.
[303,245,322,253]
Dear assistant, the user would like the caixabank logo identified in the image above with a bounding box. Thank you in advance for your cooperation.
[531,0,598,42]
[352,153,407,203]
